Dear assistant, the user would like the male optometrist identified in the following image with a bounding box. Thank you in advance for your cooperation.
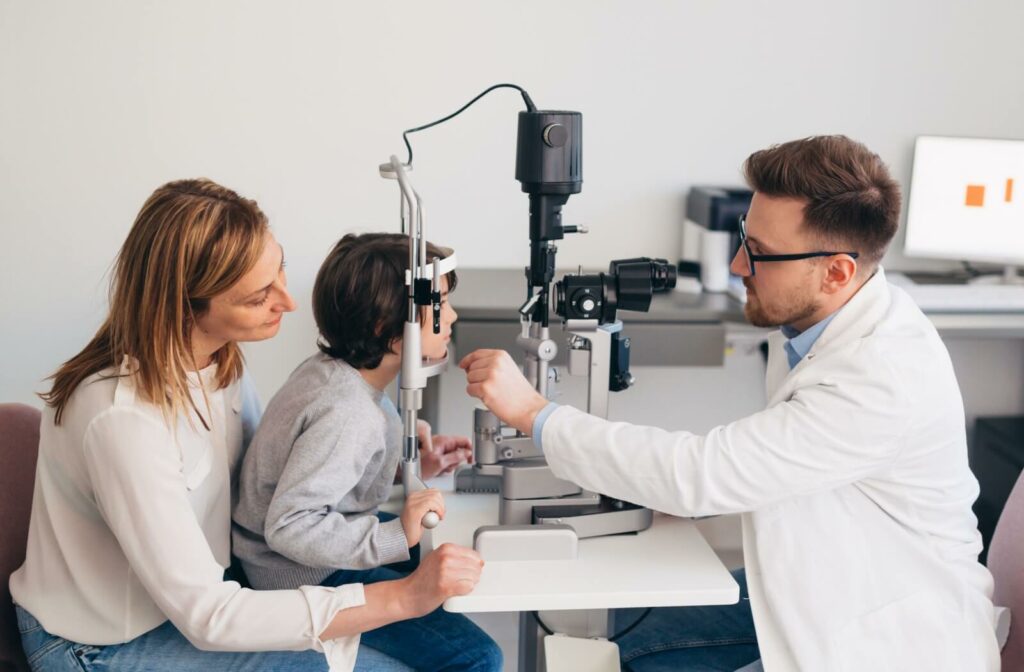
[460,136,1000,671]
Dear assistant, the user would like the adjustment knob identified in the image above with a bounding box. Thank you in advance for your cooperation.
[570,288,599,317]
[543,123,568,148]
[421,510,440,529]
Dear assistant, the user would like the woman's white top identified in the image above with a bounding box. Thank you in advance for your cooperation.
[10,360,363,670]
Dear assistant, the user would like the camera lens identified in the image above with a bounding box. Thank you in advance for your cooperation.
[650,259,678,292]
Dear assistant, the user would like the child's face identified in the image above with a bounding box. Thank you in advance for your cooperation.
[420,276,457,360]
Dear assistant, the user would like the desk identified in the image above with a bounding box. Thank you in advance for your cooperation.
[450,268,1024,339]
[422,483,739,671]
[428,269,1024,429]
[923,313,1024,338]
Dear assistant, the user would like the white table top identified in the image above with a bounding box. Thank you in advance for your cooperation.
[424,486,740,614]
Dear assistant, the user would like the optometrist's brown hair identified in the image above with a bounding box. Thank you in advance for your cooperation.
[40,178,269,428]
[313,233,457,370]
[744,135,901,270]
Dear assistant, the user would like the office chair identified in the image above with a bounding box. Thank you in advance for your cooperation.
[0,403,41,672]
[989,468,1024,670]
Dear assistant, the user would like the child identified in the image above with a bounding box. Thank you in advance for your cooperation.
[233,233,501,671]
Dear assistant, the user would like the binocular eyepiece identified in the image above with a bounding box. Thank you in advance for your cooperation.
[555,257,677,323]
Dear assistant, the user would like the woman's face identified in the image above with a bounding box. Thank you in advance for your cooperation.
[195,234,296,345]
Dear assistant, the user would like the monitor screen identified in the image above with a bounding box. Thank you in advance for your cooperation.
[904,136,1024,266]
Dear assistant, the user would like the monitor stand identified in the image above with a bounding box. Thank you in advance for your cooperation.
[969,265,1024,286]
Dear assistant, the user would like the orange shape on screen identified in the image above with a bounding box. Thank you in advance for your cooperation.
[1007,179,1014,203]
[965,185,985,207]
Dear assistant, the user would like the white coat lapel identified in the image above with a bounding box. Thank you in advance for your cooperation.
[803,267,891,358]
[764,331,791,401]
[763,268,893,406]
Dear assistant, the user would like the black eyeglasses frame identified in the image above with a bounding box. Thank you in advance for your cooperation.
[738,214,860,277]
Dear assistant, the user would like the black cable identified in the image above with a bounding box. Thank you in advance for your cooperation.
[530,608,653,642]
[531,611,554,636]
[609,608,652,642]
[402,83,537,167]
[962,260,982,278]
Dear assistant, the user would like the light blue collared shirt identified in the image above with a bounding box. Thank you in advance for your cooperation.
[779,310,840,370]
[533,310,843,448]
[532,401,560,451]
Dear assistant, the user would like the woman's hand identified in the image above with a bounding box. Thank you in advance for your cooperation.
[399,543,484,617]
[418,420,473,479]
[400,488,445,547]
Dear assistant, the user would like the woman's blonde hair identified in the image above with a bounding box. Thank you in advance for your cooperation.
[41,178,269,427]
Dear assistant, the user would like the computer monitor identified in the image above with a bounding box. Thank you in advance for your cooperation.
[904,136,1024,276]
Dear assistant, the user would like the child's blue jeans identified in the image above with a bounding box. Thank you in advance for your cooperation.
[319,511,503,672]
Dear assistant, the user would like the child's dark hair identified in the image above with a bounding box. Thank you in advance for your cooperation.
[313,233,458,369]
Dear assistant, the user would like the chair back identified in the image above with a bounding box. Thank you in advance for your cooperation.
[989,469,1024,671]
[0,403,41,672]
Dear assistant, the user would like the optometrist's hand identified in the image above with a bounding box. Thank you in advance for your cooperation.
[418,420,473,480]
[400,488,445,548]
[400,543,484,617]
[459,349,549,435]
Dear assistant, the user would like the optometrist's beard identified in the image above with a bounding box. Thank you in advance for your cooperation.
[742,278,820,328]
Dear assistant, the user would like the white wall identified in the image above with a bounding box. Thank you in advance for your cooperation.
[3,0,1024,405]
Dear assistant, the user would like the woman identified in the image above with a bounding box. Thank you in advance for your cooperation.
[10,179,484,671]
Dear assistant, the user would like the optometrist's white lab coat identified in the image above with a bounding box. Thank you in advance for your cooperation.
[540,268,1001,671]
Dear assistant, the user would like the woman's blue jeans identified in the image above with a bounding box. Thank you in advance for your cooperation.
[15,602,411,671]
[614,569,761,672]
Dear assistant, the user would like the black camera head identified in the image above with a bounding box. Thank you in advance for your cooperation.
[555,257,677,323]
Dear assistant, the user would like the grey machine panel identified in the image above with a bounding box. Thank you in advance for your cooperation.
[454,320,725,367]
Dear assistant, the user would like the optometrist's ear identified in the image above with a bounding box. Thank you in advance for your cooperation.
[820,255,858,295]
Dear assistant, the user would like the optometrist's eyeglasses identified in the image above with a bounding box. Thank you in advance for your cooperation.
[737,214,859,277]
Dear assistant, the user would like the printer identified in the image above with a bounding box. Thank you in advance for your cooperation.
[680,186,752,293]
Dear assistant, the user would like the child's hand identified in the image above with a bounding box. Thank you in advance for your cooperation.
[400,543,484,617]
[417,420,473,480]
[401,488,445,547]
